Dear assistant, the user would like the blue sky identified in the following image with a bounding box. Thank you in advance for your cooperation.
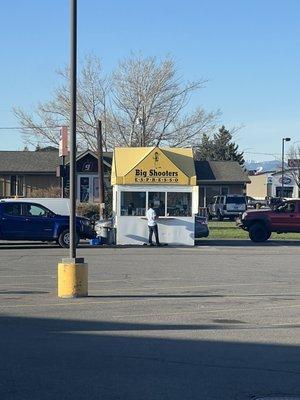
[1,0,300,161]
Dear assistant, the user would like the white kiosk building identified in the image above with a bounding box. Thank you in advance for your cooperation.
[111,147,199,246]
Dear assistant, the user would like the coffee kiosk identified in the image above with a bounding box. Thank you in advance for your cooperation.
[111,147,198,245]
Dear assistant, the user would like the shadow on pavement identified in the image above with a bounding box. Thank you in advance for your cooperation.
[1,315,299,400]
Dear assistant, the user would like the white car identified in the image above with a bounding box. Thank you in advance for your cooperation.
[208,195,247,221]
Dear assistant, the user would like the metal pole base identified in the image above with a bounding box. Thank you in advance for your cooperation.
[58,258,88,298]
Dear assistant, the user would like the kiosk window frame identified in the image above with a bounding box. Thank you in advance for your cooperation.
[119,190,193,218]
[148,191,166,217]
[120,191,146,216]
[166,192,192,217]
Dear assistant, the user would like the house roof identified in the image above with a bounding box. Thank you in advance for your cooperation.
[195,160,250,184]
[65,150,113,167]
[0,150,113,174]
[0,150,60,173]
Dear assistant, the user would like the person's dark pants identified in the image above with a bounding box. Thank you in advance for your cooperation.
[148,224,160,245]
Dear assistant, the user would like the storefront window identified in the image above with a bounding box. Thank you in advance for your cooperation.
[93,177,99,202]
[148,192,166,216]
[80,177,90,202]
[17,176,24,196]
[205,186,221,205]
[276,186,293,198]
[121,191,146,216]
[199,187,205,207]
[0,179,4,197]
[221,186,229,195]
[167,192,192,216]
[10,175,16,196]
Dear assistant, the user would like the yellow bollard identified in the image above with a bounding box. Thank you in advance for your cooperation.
[58,258,88,298]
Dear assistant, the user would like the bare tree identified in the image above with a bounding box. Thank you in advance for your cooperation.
[109,54,220,147]
[13,54,220,150]
[287,144,300,195]
[13,55,110,151]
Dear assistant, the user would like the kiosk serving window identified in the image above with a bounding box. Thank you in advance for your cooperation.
[148,192,166,216]
[121,191,146,216]
[120,190,192,217]
[167,192,192,216]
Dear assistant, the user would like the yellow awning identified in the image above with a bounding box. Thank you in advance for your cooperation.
[111,146,196,186]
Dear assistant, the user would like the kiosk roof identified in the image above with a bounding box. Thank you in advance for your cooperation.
[112,147,196,186]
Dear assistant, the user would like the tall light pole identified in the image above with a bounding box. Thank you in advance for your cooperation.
[69,0,77,258]
[58,0,88,298]
[281,137,291,198]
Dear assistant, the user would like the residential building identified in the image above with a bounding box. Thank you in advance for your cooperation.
[0,149,60,197]
[247,170,299,199]
[0,149,112,201]
[195,160,250,206]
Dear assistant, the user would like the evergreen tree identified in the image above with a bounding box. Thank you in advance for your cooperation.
[195,133,214,160]
[195,126,245,165]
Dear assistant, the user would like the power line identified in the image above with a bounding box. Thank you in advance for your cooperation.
[0,126,63,130]
[244,151,280,157]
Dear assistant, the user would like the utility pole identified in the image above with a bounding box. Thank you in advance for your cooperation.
[61,156,66,198]
[97,120,105,220]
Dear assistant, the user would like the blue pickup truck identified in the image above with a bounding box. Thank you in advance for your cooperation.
[0,200,95,247]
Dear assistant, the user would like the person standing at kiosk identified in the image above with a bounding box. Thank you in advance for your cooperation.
[146,202,160,246]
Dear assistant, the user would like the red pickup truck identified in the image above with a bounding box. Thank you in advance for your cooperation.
[237,199,300,242]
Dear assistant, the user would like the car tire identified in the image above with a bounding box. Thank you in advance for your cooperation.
[249,223,270,242]
[217,211,223,221]
[58,229,79,248]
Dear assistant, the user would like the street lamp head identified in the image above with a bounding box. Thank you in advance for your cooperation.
[284,137,291,141]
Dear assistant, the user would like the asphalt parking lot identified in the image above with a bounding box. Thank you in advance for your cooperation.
[0,242,300,400]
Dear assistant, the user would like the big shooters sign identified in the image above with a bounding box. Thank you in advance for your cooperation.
[124,149,190,185]
[134,168,179,183]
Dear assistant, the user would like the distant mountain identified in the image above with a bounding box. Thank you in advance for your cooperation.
[245,160,281,173]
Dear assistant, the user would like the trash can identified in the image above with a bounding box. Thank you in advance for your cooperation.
[94,220,116,245]
[107,227,116,245]
[195,215,209,239]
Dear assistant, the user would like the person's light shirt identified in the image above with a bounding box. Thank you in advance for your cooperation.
[146,208,157,226]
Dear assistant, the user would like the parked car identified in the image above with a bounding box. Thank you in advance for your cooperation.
[0,199,95,247]
[195,215,209,239]
[207,195,247,220]
[246,196,268,209]
[237,199,300,242]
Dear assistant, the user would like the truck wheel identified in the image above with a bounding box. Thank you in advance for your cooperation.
[217,211,223,221]
[249,224,270,242]
[58,229,79,248]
